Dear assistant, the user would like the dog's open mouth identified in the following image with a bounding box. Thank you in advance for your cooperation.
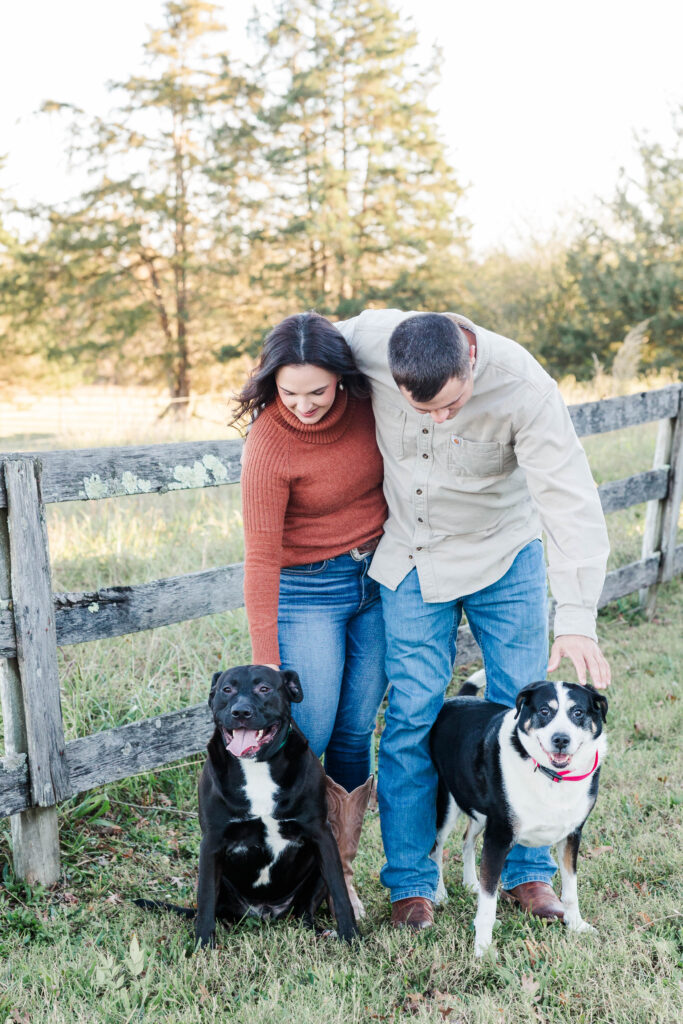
[221,723,280,758]
[539,743,573,770]
[548,752,572,769]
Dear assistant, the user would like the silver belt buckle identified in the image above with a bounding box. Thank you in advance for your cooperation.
[349,546,364,561]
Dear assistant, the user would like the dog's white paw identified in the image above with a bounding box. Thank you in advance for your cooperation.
[434,880,449,905]
[463,878,480,895]
[565,916,596,934]
[474,938,496,959]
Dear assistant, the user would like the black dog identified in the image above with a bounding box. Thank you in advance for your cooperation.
[138,665,357,946]
[430,680,608,956]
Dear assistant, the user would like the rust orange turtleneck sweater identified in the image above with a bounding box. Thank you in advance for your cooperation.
[240,390,387,664]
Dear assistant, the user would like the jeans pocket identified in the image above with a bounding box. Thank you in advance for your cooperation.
[280,560,329,576]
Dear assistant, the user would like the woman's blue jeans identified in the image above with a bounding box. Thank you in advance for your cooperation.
[378,539,557,901]
[277,552,387,792]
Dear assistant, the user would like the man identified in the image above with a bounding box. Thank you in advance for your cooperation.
[336,310,611,930]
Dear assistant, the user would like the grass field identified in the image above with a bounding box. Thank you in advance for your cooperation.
[1,391,682,1023]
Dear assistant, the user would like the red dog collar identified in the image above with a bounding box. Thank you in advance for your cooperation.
[532,750,600,783]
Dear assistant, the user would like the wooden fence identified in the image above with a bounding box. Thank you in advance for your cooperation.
[1,384,682,884]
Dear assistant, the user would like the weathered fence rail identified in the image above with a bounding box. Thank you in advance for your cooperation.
[1,383,682,883]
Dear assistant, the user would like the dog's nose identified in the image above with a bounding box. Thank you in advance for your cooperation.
[551,732,570,751]
[231,705,254,721]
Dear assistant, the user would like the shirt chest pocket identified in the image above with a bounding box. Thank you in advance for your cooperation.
[447,435,504,476]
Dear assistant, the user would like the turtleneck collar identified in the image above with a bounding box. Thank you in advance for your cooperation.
[271,388,352,444]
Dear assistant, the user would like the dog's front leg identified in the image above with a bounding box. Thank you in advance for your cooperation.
[195,837,222,949]
[557,830,594,933]
[312,822,359,943]
[473,825,511,958]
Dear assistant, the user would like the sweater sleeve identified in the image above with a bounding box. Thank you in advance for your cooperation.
[241,421,291,665]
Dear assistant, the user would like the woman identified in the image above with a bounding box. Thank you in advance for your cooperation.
[235,311,388,915]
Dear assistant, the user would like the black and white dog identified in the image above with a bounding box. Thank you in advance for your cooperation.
[430,680,608,957]
[137,665,357,947]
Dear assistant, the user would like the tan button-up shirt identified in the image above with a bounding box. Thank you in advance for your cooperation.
[336,309,609,641]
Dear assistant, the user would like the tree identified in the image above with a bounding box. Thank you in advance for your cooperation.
[462,239,585,377]
[563,107,683,374]
[235,0,467,326]
[10,1,259,407]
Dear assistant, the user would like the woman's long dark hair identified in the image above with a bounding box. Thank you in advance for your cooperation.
[232,312,370,425]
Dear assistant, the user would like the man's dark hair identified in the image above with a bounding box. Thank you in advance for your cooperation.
[388,314,470,401]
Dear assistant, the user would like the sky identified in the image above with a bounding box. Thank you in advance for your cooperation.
[1,0,681,253]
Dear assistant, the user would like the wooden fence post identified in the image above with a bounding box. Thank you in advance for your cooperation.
[640,386,683,616]
[1,458,69,883]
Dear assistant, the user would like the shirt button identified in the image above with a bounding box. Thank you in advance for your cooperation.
[408,554,413,560]
[417,517,423,523]
[417,547,423,551]
[422,453,429,459]
[422,427,429,434]
[416,489,422,495]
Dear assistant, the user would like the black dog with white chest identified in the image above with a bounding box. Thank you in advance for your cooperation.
[195,665,358,946]
[430,680,608,956]
[137,665,357,946]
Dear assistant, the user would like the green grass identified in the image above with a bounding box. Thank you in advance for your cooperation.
[1,582,681,1023]
[1,398,682,1023]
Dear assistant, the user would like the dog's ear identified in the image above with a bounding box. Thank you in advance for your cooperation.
[280,669,303,704]
[514,680,546,719]
[209,671,222,706]
[585,684,608,722]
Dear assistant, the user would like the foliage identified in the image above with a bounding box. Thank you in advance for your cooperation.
[4,1,260,405]
[561,106,683,376]
[238,0,467,330]
[2,9,681,391]
[461,239,583,375]
[1,0,469,389]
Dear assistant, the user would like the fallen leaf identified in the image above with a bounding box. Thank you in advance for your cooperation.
[587,845,613,857]
[404,992,425,1014]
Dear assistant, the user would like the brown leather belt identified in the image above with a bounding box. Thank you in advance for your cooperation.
[348,535,381,560]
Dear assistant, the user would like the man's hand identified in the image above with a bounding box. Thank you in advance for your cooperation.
[547,635,611,689]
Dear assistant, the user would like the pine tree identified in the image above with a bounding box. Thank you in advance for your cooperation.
[15,1,259,407]
[240,0,467,326]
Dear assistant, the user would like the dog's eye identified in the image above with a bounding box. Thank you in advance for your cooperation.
[257,685,271,694]
[222,685,234,694]
[539,706,551,718]
[571,707,584,721]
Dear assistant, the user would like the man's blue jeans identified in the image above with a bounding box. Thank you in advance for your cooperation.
[278,552,387,792]
[378,539,557,901]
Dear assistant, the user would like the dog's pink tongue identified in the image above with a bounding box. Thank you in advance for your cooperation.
[227,729,260,756]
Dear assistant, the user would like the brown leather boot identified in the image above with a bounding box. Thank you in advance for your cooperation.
[502,881,565,920]
[390,897,434,930]
[325,775,374,920]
